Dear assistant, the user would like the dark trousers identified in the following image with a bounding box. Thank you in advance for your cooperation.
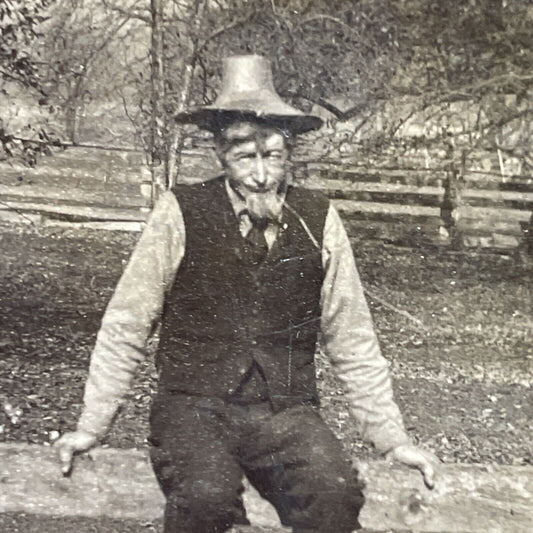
[149,393,364,533]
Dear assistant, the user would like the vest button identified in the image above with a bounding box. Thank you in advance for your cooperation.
[251,340,257,345]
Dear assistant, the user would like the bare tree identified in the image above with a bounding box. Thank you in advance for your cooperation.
[0,0,55,164]
[39,0,144,144]
[4,0,532,189]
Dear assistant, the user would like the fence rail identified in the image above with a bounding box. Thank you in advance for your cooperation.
[1,147,531,250]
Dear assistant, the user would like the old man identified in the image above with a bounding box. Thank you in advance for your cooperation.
[56,55,437,533]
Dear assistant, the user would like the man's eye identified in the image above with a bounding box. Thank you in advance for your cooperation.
[266,151,282,159]
[238,153,255,160]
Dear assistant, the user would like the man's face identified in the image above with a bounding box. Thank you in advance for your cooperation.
[217,122,290,220]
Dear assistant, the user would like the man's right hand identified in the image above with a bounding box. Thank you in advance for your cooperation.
[54,430,99,476]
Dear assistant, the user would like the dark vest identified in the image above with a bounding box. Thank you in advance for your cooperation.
[157,177,330,410]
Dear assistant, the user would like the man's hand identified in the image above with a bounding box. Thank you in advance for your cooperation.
[54,430,99,476]
[387,444,440,489]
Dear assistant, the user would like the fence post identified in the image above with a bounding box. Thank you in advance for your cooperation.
[441,146,465,248]
[515,212,533,264]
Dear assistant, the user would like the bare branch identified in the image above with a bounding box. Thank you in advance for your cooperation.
[120,92,149,155]
[101,0,151,23]
[196,10,257,54]
[282,90,368,121]
[298,13,376,54]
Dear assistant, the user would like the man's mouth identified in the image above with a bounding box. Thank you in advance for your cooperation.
[246,187,270,194]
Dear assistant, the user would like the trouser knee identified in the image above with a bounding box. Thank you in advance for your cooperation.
[164,480,245,533]
[288,460,364,532]
[309,472,363,532]
[313,475,364,532]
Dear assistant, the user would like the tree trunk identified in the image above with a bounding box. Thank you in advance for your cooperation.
[149,0,165,205]
[165,0,207,189]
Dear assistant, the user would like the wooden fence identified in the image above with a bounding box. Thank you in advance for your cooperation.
[294,159,533,250]
[0,146,531,251]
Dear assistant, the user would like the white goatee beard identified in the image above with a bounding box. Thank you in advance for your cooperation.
[245,189,285,221]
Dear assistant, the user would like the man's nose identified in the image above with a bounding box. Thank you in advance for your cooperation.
[253,154,267,185]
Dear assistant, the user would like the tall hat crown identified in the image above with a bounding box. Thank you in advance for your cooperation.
[175,55,323,134]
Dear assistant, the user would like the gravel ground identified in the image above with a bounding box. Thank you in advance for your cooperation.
[0,513,162,533]
[1,222,532,466]
[0,513,407,533]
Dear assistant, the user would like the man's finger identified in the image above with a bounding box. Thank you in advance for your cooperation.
[420,460,435,489]
[411,452,436,489]
[57,444,74,476]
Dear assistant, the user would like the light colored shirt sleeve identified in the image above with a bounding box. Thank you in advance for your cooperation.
[77,191,184,437]
[320,204,411,454]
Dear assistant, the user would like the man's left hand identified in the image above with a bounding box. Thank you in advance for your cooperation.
[387,444,440,489]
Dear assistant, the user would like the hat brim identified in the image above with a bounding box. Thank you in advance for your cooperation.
[175,108,323,135]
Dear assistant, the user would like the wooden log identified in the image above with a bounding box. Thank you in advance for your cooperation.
[303,178,444,195]
[460,221,524,238]
[498,181,533,193]
[0,149,216,186]
[0,184,146,209]
[332,199,441,220]
[463,188,533,210]
[307,169,446,188]
[462,233,521,249]
[1,444,532,532]
[304,179,444,207]
[0,200,147,223]
[465,198,533,211]
[463,172,533,191]
[40,220,146,232]
[358,460,533,532]
[458,205,532,223]
[327,189,442,207]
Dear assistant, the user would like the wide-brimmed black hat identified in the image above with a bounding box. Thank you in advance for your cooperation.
[175,55,323,135]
